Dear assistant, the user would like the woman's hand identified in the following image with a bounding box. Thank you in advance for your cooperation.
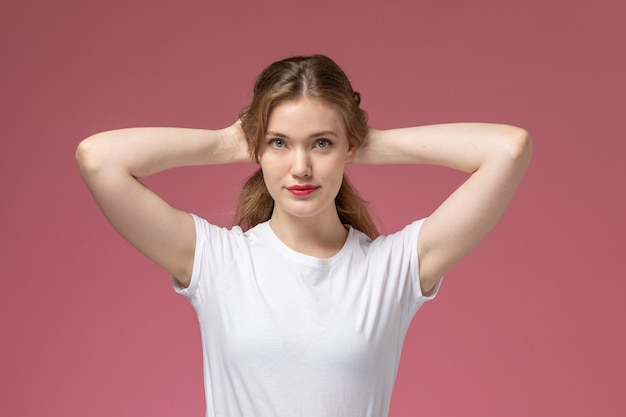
[348,127,381,164]
[221,119,252,164]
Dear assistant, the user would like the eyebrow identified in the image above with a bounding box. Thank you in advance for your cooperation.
[266,130,338,139]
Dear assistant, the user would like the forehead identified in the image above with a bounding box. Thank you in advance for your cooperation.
[266,98,345,137]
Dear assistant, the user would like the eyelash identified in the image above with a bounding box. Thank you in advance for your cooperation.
[269,139,286,148]
[268,139,333,149]
[314,139,331,148]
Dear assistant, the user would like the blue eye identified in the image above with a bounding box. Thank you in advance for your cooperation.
[315,139,330,148]
[270,139,285,148]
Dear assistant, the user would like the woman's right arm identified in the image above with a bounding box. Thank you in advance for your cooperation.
[75,123,250,287]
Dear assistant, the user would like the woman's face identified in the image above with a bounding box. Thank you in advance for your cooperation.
[259,97,355,223]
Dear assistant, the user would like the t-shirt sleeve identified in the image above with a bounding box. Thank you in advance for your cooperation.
[172,213,206,298]
[408,219,443,308]
[368,219,441,324]
[382,219,443,317]
[411,218,443,302]
[172,214,243,302]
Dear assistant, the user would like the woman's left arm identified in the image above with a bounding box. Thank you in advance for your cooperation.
[354,123,532,295]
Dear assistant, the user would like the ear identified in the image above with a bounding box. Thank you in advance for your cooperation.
[345,143,357,163]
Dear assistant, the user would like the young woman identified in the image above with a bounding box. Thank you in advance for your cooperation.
[76,55,532,416]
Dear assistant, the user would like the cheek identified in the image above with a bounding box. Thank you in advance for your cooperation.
[260,170,280,201]
[259,155,279,176]
[259,158,284,193]
[322,158,347,183]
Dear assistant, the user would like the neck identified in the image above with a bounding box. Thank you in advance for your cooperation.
[269,209,348,258]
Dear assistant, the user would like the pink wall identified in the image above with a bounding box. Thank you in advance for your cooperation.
[2,0,624,416]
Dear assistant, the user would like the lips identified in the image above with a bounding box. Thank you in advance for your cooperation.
[286,184,319,196]
[288,185,317,191]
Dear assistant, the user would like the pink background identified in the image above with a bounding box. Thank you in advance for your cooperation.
[2,0,625,416]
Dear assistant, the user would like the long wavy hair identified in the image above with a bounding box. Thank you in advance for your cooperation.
[235,55,379,239]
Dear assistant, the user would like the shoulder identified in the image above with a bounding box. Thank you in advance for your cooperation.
[177,216,254,294]
[192,214,245,237]
[190,214,251,258]
[369,219,426,251]
[346,219,425,266]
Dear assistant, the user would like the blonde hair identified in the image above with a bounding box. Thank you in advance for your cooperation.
[235,55,379,239]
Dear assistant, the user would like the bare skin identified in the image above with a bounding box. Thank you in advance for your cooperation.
[76,125,249,287]
[259,98,355,259]
[76,98,532,295]
[355,123,532,294]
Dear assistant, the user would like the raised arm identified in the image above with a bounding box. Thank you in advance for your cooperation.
[354,123,532,294]
[75,122,250,287]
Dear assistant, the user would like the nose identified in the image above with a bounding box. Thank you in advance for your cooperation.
[290,148,312,178]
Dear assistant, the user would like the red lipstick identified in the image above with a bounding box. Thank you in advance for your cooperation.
[287,184,318,196]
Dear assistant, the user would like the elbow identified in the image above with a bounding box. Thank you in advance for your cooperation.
[502,126,533,165]
[75,133,107,176]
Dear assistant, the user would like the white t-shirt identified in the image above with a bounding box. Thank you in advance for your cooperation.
[175,214,440,417]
